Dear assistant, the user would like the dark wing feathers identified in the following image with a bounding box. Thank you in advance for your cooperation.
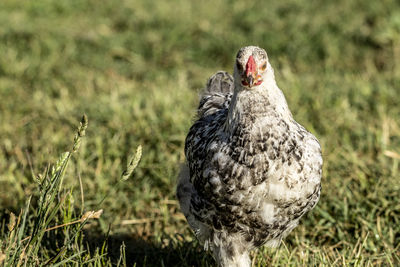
[197,71,233,118]
[185,71,233,191]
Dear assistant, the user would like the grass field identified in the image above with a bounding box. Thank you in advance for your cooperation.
[0,0,399,266]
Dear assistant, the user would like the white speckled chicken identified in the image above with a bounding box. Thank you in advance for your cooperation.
[177,46,322,267]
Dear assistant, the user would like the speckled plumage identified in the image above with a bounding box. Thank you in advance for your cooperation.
[177,46,322,267]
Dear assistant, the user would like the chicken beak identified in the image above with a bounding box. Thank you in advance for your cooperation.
[246,74,255,87]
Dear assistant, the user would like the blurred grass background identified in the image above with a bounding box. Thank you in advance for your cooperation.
[0,0,399,266]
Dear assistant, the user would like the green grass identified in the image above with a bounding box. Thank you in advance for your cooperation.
[0,0,399,266]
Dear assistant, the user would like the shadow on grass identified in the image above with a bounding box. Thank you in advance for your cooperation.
[84,230,215,267]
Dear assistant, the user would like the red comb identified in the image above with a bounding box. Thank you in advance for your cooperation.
[246,55,256,76]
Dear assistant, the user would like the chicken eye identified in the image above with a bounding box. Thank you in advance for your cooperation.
[260,63,267,71]
[236,61,243,72]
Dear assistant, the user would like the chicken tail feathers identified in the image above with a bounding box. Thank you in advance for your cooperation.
[197,71,234,118]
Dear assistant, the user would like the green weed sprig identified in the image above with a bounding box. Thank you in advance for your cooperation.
[0,115,98,266]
